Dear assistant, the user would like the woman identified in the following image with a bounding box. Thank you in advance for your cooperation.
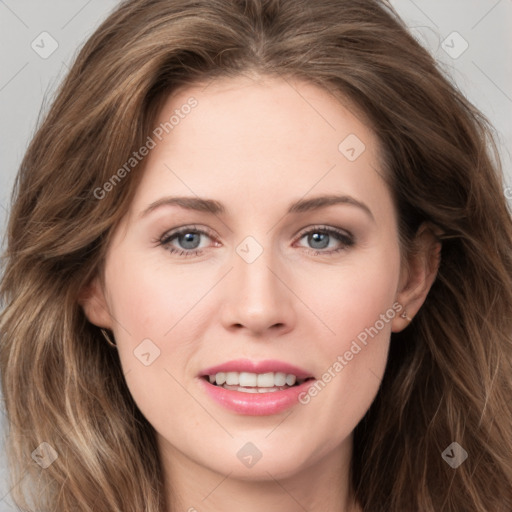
[1,0,511,510]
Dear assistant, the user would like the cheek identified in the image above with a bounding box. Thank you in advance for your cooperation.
[103,253,207,428]
[295,248,399,432]
[306,248,401,351]
[105,250,208,341]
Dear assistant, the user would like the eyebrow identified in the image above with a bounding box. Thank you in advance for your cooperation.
[140,194,374,221]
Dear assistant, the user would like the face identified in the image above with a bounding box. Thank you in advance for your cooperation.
[82,74,428,486]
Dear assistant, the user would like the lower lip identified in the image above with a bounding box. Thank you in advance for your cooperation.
[198,377,315,415]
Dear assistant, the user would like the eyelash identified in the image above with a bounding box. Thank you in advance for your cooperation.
[155,224,355,258]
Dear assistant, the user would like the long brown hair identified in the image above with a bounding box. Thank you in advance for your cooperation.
[1,0,511,510]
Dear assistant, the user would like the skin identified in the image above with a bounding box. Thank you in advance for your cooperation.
[80,74,440,512]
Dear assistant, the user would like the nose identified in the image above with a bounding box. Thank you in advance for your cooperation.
[219,242,296,337]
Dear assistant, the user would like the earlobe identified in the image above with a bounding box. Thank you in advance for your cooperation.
[78,276,113,329]
[392,222,442,333]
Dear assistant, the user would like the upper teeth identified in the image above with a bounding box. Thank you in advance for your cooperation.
[208,372,299,387]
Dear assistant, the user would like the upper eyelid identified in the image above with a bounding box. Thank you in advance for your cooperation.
[160,225,215,241]
[160,224,354,246]
[295,224,353,238]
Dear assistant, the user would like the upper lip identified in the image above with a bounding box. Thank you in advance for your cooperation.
[200,359,315,379]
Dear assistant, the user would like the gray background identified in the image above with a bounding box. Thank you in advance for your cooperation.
[1,1,511,509]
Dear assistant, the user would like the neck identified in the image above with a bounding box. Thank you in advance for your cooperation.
[159,435,361,512]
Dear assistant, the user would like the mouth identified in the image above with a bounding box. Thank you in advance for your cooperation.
[201,371,315,393]
[197,359,317,415]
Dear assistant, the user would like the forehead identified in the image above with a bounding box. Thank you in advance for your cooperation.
[127,74,391,221]
[159,74,377,157]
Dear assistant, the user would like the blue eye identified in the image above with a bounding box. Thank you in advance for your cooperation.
[295,226,354,255]
[157,224,354,257]
[158,225,214,257]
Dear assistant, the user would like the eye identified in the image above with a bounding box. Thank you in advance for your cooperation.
[295,225,354,255]
[157,225,218,257]
[155,224,354,258]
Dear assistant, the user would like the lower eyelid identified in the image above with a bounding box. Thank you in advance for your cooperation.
[159,226,354,254]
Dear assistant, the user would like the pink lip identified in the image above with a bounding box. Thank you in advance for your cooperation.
[199,359,314,380]
[198,359,316,416]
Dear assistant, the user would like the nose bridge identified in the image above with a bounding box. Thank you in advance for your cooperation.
[221,234,295,334]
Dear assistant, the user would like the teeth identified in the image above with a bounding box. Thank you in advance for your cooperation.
[239,372,257,387]
[222,384,290,393]
[225,372,238,385]
[274,372,286,386]
[257,372,274,387]
[285,374,297,386]
[206,371,304,388]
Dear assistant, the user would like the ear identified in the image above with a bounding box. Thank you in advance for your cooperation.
[392,222,442,332]
[78,275,113,329]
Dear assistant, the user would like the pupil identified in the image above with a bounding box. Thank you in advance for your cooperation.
[178,232,330,251]
[180,233,200,249]
[309,232,329,249]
